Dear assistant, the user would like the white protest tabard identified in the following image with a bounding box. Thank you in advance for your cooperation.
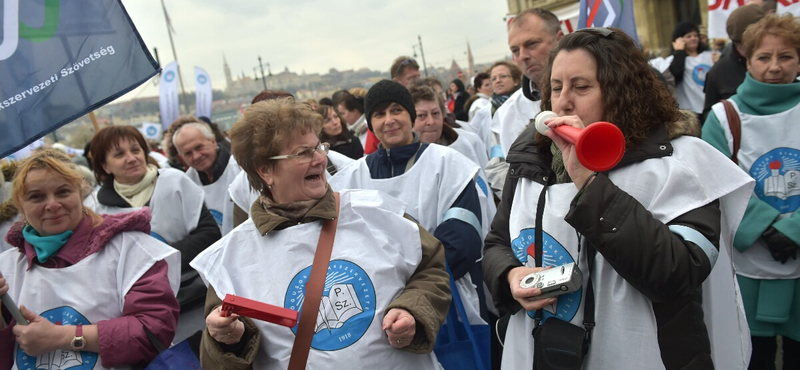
[159,61,179,131]
[194,66,212,119]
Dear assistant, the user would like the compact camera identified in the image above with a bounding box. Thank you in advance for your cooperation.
[520,262,583,300]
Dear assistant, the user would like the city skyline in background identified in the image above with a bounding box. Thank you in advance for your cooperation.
[118,0,515,101]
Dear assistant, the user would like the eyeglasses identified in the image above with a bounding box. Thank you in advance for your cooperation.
[269,143,330,164]
[576,27,615,38]
[394,58,417,77]
[490,74,511,82]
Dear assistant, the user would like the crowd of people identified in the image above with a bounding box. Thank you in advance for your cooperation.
[1,2,798,370]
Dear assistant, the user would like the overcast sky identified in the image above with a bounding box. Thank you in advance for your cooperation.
[119,0,514,100]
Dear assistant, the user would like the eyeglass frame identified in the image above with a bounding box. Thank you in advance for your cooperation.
[575,27,615,38]
[394,58,418,78]
[490,73,512,82]
[268,142,330,163]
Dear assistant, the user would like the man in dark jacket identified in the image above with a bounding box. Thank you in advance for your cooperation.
[702,4,766,122]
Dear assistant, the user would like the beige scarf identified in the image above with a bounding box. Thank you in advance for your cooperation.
[114,165,159,208]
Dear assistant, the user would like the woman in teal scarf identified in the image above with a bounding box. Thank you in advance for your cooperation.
[0,149,180,369]
[702,13,800,370]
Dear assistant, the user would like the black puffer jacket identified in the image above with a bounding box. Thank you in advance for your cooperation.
[483,113,720,370]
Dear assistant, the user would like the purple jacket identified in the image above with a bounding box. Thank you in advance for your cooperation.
[1,208,180,369]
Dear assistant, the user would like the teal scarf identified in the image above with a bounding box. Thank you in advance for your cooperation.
[22,225,74,263]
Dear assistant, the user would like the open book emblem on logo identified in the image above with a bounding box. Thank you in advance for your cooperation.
[285,260,376,351]
[16,306,97,370]
[750,148,800,214]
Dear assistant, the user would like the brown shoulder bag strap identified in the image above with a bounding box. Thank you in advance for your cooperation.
[721,99,742,165]
[288,192,340,370]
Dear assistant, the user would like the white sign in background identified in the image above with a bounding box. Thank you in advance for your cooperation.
[709,0,800,39]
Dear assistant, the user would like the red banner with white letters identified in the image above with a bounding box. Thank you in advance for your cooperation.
[709,0,800,39]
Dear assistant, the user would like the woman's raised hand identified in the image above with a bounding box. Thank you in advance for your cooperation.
[206,306,245,345]
[544,116,596,189]
[672,37,686,51]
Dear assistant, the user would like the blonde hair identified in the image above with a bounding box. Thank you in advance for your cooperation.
[348,88,368,99]
[12,149,103,227]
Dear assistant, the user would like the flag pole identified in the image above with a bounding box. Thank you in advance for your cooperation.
[89,111,100,132]
[160,0,189,116]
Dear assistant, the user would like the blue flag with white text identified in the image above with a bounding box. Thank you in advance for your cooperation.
[578,0,640,45]
[0,0,159,157]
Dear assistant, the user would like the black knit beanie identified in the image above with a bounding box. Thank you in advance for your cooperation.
[364,80,416,131]
[672,21,699,42]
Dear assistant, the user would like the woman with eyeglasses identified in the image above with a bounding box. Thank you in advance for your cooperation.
[193,98,450,369]
[488,61,523,116]
[467,61,524,159]
[87,126,221,342]
[702,14,800,370]
[483,28,754,369]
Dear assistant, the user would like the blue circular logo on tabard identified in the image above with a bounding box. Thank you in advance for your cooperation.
[16,306,98,370]
[692,64,711,86]
[750,147,800,214]
[197,75,208,84]
[164,70,175,82]
[511,228,582,323]
[285,260,375,351]
[209,209,223,225]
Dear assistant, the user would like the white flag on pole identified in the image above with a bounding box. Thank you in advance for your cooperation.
[194,66,213,119]
[159,61,180,131]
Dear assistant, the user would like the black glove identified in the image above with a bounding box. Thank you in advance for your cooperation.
[763,226,799,264]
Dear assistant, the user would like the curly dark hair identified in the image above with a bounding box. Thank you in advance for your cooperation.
[539,28,680,149]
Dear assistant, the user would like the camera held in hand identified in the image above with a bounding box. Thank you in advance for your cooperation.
[520,262,583,300]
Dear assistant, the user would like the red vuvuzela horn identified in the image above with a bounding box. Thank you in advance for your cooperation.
[534,111,625,172]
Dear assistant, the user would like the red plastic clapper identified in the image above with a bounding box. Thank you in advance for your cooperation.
[220,294,299,328]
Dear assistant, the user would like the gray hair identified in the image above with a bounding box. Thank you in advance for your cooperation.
[511,8,561,37]
[172,122,215,151]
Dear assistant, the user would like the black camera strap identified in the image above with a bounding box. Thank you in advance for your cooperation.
[583,241,596,351]
[532,182,547,326]
[531,181,596,346]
